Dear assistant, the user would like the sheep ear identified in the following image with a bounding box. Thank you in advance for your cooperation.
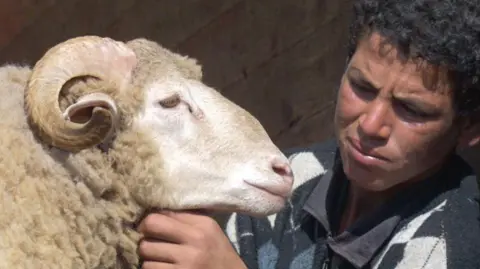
[63,92,118,124]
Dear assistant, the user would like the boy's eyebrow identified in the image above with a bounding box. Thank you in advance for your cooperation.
[348,67,380,90]
[393,93,441,113]
[349,66,442,113]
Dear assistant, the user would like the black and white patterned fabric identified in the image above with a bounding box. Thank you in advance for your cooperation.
[224,140,480,269]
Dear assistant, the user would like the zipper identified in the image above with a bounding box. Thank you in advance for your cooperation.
[322,232,333,269]
[322,256,331,269]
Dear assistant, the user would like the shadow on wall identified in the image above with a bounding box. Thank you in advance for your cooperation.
[0,0,352,149]
[0,0,477,173]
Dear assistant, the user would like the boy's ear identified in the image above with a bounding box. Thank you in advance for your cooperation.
[457,122,480,150]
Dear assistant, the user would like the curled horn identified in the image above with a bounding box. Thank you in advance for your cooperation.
[25,36,137,152]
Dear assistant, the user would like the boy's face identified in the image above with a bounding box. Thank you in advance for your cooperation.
[334,32,478,192]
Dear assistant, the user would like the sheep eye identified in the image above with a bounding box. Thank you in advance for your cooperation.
[158,94,181,108]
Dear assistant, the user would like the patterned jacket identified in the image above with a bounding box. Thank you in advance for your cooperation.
[224,140,480,269]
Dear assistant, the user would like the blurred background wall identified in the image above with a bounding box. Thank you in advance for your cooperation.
[0,0,477,173]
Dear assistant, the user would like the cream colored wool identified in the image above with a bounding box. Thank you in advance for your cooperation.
[0,36,293,269]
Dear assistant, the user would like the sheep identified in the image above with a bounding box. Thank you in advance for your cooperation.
[0,35,294,269]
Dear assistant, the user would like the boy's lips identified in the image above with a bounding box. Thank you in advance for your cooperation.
[347,137,390,166]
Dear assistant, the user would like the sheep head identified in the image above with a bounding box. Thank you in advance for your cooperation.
[25,36,294,217]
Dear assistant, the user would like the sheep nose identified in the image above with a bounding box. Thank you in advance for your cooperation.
[271,157,294,186]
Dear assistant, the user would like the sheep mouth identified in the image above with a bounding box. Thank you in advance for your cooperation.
[243,181,292,199]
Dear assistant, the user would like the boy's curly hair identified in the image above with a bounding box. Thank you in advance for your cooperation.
[347,0,480,122]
